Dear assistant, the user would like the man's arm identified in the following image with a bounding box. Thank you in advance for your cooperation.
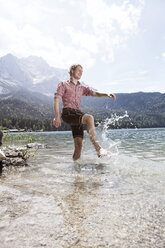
[53,98,61,128]
[93,91,116,100]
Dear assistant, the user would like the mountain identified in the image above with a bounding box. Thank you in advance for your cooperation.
[81,92,165,128]
[19,56,68,95]
[0,88,53,120]
[0,54,32,87]
[82,92,165,115]
[0,53,68,96]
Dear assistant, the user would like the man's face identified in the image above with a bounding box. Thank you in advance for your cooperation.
[72,66,83,80]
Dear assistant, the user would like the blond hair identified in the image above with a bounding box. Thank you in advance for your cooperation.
[69,64,83,76]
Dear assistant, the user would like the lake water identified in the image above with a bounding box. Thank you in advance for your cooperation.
[0,128,165,248]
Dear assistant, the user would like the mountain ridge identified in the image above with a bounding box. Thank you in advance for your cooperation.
[0,53,68,95]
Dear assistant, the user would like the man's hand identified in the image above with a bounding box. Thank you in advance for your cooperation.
[53,117,61,128]
[108,93,116,100]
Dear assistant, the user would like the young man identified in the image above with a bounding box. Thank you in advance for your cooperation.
[53,64,116,160]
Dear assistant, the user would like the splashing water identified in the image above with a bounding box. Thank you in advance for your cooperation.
[97,111,129,129]
[96,111,131,154]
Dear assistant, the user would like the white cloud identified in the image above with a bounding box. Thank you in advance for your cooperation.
[102,81,120,86]
[138,70,149,75]
[85,0,145,61]
[0,0,145,69]
[47,43,96,69]
[0,17,54,56]
[64,0,145,64]
[0,23,95,69]
[66,26,98,54]
[162,52,165,58]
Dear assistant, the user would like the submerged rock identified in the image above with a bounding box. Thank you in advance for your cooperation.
[4,157,27,167]
[27,143,47,149]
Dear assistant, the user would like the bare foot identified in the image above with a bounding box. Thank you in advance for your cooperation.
[97,148,111,158]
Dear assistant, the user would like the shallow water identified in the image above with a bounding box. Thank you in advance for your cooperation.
[0,128,165,248]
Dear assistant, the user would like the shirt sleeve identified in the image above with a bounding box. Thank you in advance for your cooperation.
[82,85,94,96]
[54,82,65,99]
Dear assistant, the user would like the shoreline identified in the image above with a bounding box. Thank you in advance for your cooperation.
[2,126,165,134]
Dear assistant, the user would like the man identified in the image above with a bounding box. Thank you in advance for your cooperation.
[53,64,116,161]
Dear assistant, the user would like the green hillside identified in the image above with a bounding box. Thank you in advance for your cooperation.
[81,92,165,128]
[0,90,165,131]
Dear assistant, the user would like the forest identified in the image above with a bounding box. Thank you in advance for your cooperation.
[0,91,165,131]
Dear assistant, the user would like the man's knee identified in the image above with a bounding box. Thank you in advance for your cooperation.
[82,114,94,125]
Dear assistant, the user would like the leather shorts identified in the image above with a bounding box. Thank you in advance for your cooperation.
[61,108,85,139]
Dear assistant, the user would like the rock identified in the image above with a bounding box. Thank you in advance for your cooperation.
[10,157,27,167]
[2,146,27,158]
[0,149,6,160]
[1,142,46,170]
[27,143,47,149]
[15,147,27,152]
[3,157,27,167]
[4,150,19,157]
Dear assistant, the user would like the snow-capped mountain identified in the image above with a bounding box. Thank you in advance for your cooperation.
[0,54,68,96]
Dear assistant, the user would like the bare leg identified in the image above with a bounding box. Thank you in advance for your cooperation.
[73,137,83,161]
[81,114,101,154]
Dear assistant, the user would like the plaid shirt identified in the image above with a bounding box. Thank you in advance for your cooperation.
[54,79,94,110]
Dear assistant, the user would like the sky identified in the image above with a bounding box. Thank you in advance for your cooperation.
[0,0,165,93]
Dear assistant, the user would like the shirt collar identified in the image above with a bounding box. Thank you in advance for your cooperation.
[69,78,80,85]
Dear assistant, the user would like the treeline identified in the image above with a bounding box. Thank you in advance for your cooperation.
[0,113,164,132]
[0,98,52,120]
[0,117,70,131]
[0,91,165,131]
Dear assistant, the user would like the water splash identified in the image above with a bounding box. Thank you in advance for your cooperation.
[97,111,129,130]
[96,111,132,154]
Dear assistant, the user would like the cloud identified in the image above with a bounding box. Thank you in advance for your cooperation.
[0,11,95,68]
[0,0,144,70]
[65,0,145,63]
[138,70,149,75]
[0,0,96,68]
[66,26,98,54]
[0,17,55,56]
[47,43,96,69]
[86,0,145,61]
[162,52,165,58]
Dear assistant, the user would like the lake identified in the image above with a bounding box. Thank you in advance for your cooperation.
[0,128,165,247]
